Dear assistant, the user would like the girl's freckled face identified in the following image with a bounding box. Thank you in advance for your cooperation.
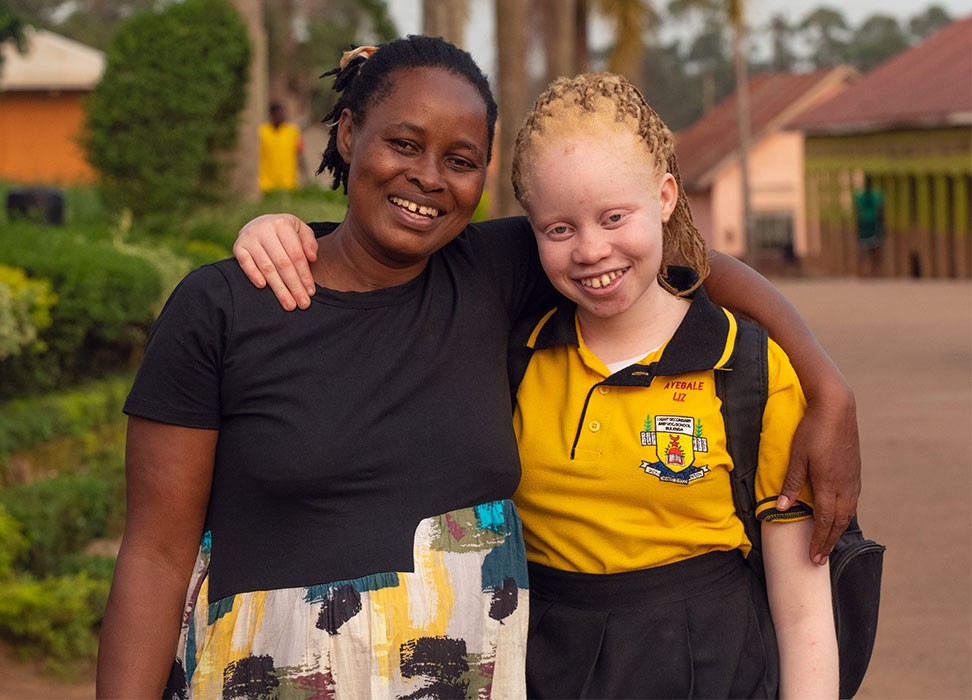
[524,130,676,322]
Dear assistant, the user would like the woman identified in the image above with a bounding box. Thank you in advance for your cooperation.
[99,36,540,698]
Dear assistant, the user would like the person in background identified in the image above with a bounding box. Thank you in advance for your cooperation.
[509,72,837,699]
[854,175,885,277]
[258,100,305,193]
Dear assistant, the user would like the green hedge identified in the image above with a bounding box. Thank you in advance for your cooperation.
[0,265,57,361]
[0,471,124,576]
[0,572,108,661]
[0,374,132,472]
[0,224,160,396]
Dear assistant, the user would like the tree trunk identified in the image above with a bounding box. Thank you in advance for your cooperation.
[575,0,590,72]
[495,0,530,217]
[730,0,754,262]
[542,0,577,85]
[229,0,267,201]
[422,0,468,47]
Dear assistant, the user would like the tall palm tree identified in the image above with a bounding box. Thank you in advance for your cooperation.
[229,0,267,200]
[669,0,753,258]
[541,0,578,84]
[494,0,529,217]
[728,0,754,261]
[596,0,656,85]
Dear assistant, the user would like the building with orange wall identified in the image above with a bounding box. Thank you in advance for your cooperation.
[0,28,104,185]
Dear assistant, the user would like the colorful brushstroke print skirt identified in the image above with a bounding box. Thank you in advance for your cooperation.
[163,500,529,699]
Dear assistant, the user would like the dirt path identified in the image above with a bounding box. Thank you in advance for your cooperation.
[2,277,969,699]
[0,644,93,699]
[774,278,972,700]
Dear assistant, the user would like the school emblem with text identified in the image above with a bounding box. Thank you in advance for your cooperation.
[639,414,709,484]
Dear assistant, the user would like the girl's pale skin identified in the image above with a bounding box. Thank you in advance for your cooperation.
[521,128,838,698]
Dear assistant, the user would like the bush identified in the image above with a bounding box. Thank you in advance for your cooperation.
[0,265,57,361]
[0,225,161,396]
[0,472,123,576]
[0,504,28,577]
[82,0,250,229]
[0,374,132,472]
[0,572,108,661]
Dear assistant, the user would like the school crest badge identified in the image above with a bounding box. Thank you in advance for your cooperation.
[639,414,709,484]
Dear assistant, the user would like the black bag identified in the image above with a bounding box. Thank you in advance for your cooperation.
[717,319,886,699]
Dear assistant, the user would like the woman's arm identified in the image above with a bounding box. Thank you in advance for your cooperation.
[233,213,319,310]
[705,252,861,564]
[763,519,839,699]
[96,417,217,698]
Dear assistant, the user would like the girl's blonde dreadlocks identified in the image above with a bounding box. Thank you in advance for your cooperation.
[511,73,709,295]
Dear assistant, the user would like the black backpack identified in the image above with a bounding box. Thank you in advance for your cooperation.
[509,311,886,699]
[716,319,885,699]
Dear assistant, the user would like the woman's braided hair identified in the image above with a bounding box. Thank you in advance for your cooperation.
[511,72,709,295]
[318,35,498,193]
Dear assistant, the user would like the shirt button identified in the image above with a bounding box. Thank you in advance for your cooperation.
[598,386,610,395]
[588,421,601,432]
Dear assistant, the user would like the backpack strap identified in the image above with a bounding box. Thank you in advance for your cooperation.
[508,309,556,410]
[716,318,769,580]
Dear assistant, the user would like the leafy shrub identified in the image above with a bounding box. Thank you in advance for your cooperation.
[0,224,161,396]
[0,265,57,361]
[0,374,132,474]
[0,504,28,577]
[82,0,250,229]
[0,472,123,576]
[0,572,108,661]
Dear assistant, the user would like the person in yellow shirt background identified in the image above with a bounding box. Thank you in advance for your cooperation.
[258,101,306,193]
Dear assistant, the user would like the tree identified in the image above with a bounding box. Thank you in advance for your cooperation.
[230,0,266,200]
[847,13,908,72]
[667,0,736,113]
[540,0,579,85]
[283,0,398,127]
[83,0,251,228]
[797,6,851,68]
[494,0,529,217]
[8,0,159,50]
[638,39,700,130]
[423,0,467,46]
[767,12,796,72]
[596,0,658,84]
[907,4,953,42]
[0,0,27,77]
[728,0,754,262]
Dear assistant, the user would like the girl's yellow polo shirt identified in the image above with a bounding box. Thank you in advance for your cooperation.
[512,291,812,574]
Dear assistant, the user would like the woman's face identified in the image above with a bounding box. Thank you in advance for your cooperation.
[337,67,490,269]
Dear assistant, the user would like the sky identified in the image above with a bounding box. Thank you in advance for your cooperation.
[385,0,972,80]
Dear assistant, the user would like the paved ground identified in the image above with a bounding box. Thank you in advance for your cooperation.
[2,277,970,699]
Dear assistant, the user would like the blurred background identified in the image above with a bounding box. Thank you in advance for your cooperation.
[0,0,968,697]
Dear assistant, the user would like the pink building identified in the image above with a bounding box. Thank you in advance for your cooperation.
[675,67,857,268]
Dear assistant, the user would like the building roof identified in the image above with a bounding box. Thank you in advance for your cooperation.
[0,27,104,92]
[791,15,972,134]
[675,66,856,190]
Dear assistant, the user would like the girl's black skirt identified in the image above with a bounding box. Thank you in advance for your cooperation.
[526,550,779,699]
